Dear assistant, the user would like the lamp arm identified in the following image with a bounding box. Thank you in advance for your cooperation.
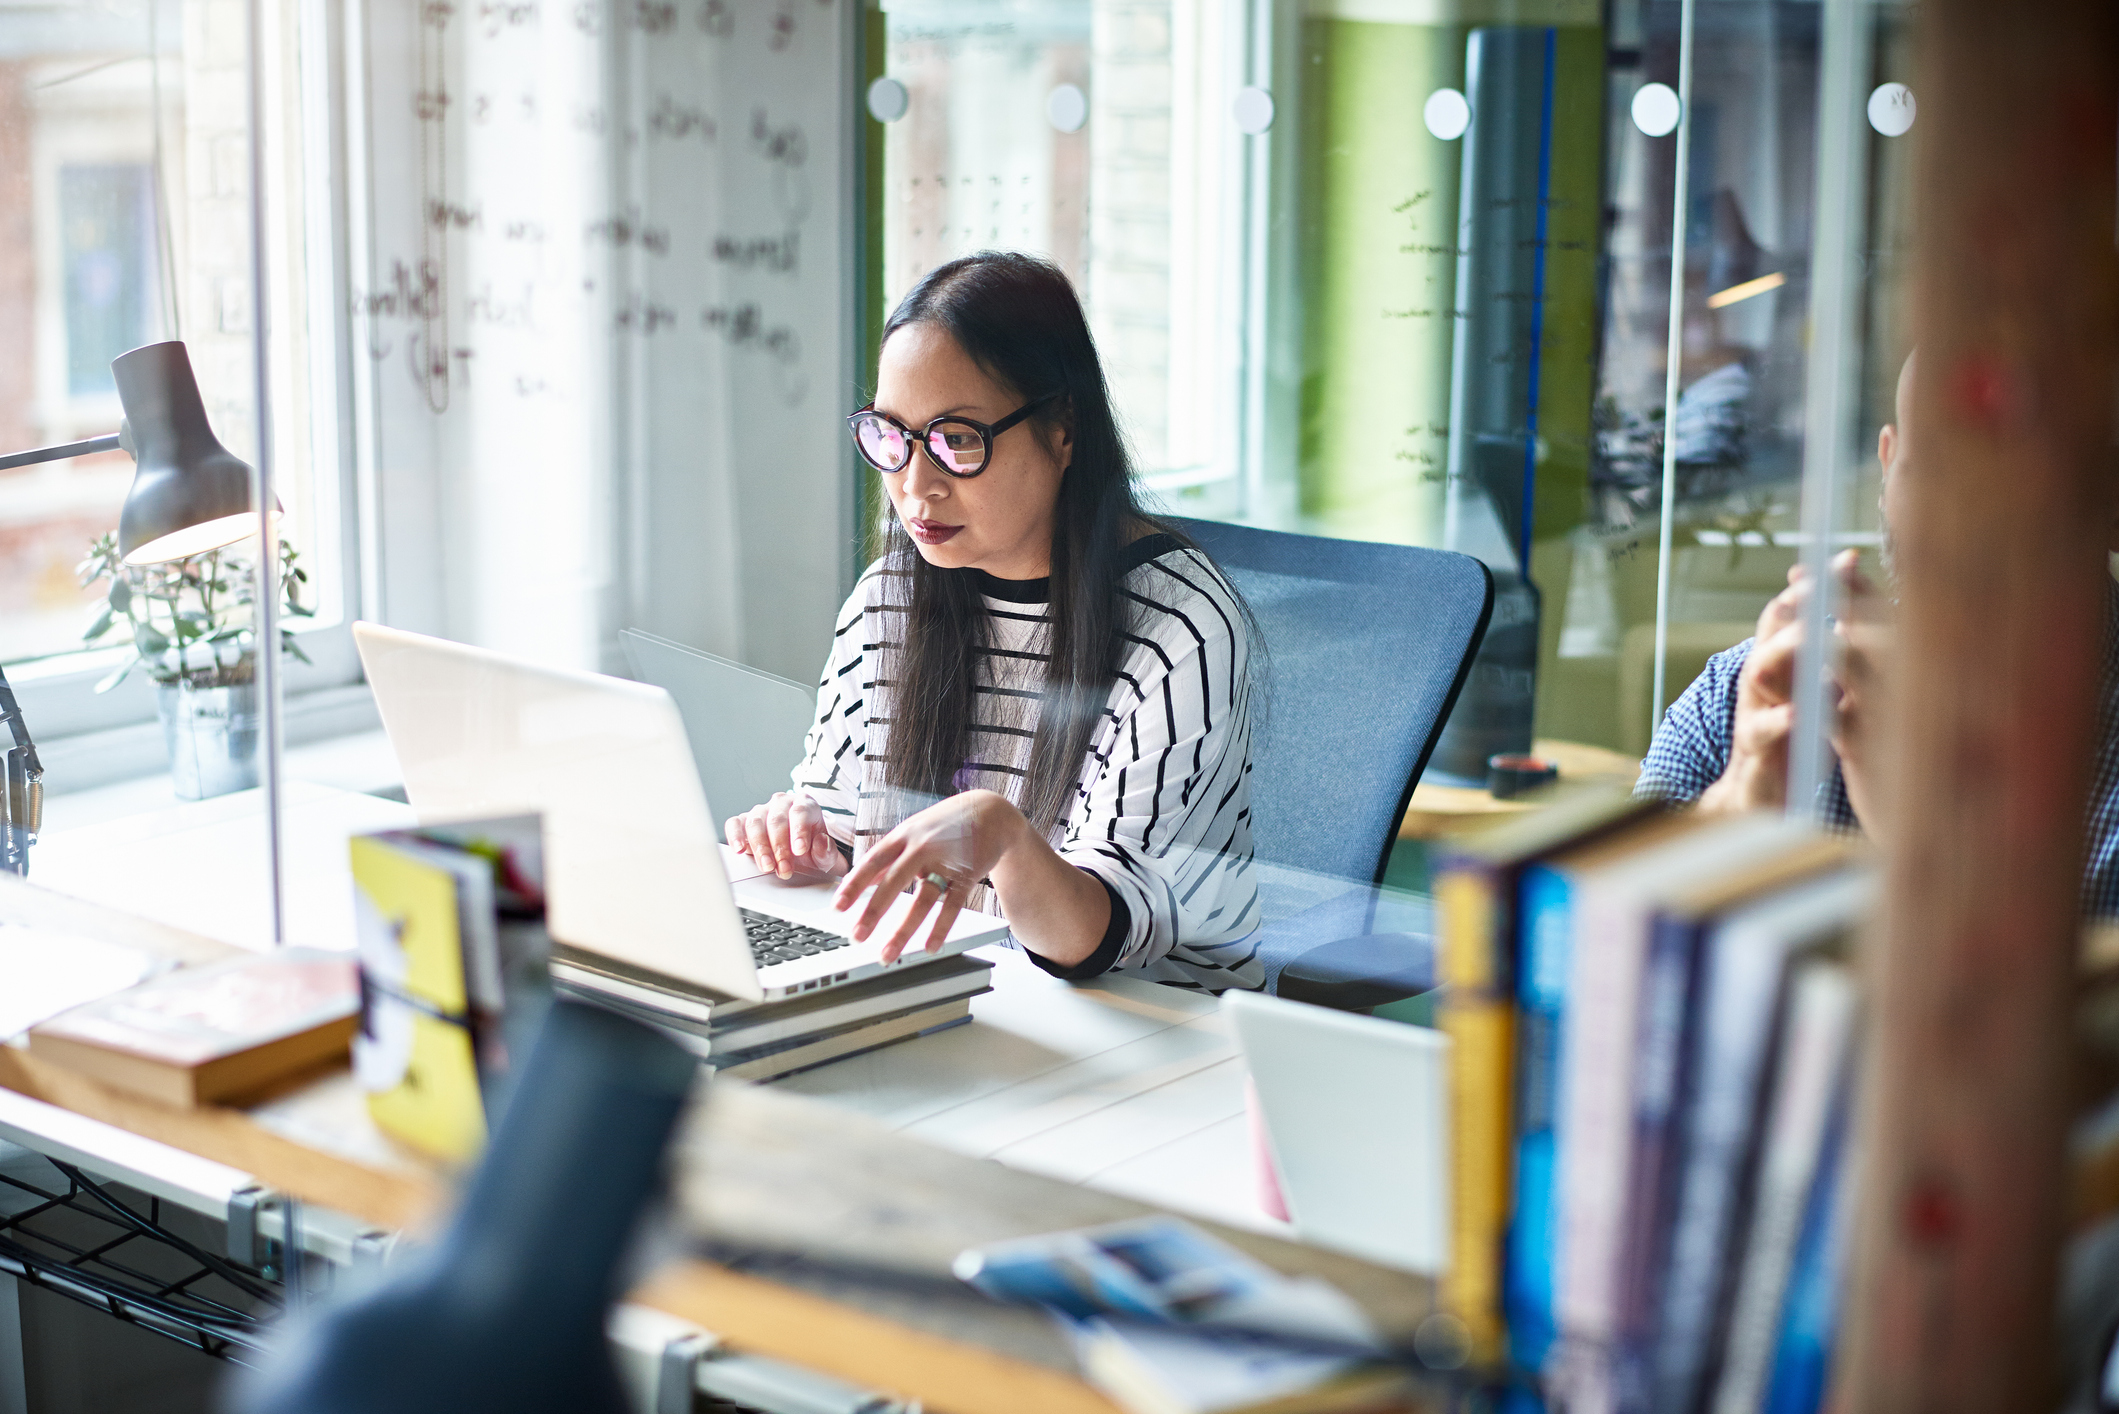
[0,433,122,474]
[0,666,43,878]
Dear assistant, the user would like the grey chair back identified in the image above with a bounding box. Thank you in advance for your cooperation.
[1168,518,1493,886]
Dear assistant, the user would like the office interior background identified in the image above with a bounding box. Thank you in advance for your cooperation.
[0,0,1912,787]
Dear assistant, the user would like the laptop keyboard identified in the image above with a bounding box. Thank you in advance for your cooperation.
[741,909,858,970]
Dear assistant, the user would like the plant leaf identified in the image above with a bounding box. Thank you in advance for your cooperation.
[83,607,114,643]
[93,655,137,693]
[134,623,169,654]
[108,578,132,614]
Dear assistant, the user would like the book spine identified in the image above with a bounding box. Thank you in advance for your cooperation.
[1610,912,1707,1406]
[1434,859,1516,1367]
[1760,1071,1855,1414]
[1553,884,1657,1412]
[1504,861,1573,1373]
[1707,961,1857,1414]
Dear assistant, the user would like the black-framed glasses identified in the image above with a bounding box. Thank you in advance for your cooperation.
[846,394,1056,479]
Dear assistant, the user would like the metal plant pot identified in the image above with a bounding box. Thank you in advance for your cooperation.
[157,679,260,800]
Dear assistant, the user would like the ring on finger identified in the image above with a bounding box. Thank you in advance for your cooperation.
[922,871,951,895]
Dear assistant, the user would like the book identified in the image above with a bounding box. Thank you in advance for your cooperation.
[1429,785,1659,1363]
[706,997,974,1081]
[1707,957,1859,1414]
[1503,809,1706,1373]
[1610,837,1856,1395]
[351,817,549,1162]
[1760,1065,1856,1414]
[1550,813,1811,1405]
[352,832,490,1161]
[551,943,721,1024]
[27,948,359,1108]
[554,949,993,1050]
[1648,869,1873,1414]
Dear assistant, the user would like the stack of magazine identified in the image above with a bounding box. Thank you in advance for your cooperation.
[551,945,992,1082]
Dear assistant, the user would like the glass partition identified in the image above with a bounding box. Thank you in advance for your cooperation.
[867,0,1917,794]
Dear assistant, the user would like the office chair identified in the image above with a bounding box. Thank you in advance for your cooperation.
[228,999,696,1414]
[1167,518,1492,1010]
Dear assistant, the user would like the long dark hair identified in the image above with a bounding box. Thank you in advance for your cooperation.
[878,251,1180,835]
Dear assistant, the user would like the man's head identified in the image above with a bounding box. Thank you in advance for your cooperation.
[1878,348,2119,556]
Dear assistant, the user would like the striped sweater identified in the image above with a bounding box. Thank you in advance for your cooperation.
[792,532,1265,992]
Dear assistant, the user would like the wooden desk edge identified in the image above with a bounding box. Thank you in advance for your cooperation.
[0,1048,444,1231]
[0,1051,1130,1414]
[633,1262,1124,1414]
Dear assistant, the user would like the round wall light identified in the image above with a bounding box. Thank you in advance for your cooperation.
[1631,82,1681,138]
[1423,88,1471,141]
[1867,82,1916,136]
[1047,83,1088,134]
[866,76,909,124]
[1232,86,1276,136]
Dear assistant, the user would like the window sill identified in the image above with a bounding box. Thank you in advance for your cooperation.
[35,683,389,806]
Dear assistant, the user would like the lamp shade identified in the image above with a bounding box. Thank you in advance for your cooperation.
[113,341,275,565]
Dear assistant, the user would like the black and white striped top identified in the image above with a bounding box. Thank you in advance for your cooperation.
[792,533,1265,992]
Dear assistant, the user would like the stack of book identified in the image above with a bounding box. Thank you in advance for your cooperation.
[556,948,993,1082]
[1434,790,1871,1414]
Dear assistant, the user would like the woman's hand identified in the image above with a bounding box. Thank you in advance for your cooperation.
[725,791,848,880]
[832,789,1028,962]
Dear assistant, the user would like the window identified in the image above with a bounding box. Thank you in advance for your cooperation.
[0,0,358,739]
[877,0,1254,494]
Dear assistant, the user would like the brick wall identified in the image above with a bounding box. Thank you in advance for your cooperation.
[1086,0,1172,469]
[0,62,36,458]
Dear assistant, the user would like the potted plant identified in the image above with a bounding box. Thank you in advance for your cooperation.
[77,533,313,800]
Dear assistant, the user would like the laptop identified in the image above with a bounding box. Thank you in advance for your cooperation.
[353,622,1008,1005]
[1223,990,1450,1275]
[618,628,816,833]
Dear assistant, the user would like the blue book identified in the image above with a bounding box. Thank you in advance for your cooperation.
[1503,857,1577,1372]
[1649,870,1872,1414]
[1761,1071,1856,1414]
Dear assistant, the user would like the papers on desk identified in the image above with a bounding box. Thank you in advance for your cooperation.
[0,923,170,1043]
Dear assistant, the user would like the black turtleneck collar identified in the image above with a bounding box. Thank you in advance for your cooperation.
[964,532,1183,604]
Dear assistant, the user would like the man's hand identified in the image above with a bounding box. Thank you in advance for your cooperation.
[1698,566,1809,814]
[1829,548,1894,837]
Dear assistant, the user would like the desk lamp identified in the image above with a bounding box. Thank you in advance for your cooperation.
[0,341,277,876]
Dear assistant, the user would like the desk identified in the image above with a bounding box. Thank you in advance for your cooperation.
[4,773,1439,1412]
[1395,738,1641,839]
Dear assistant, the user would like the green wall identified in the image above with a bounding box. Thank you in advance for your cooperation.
[1299,17,1603,557]
[1298,18,1466,546]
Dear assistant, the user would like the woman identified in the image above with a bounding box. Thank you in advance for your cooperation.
[726,252,1263,992]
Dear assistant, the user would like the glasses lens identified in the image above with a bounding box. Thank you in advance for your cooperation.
[926,420,988,476]
[852,413,909,471]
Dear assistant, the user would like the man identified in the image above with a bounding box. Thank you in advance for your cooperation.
[1637,354,2119,915]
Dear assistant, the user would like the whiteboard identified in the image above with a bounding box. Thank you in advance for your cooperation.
[348,0,861,685]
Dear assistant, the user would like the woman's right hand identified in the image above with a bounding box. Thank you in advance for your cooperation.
[725,791,846,880]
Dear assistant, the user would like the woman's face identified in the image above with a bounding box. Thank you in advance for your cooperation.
[872,321,1070,581]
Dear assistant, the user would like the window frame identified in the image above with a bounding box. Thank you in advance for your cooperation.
[7,0,369,775]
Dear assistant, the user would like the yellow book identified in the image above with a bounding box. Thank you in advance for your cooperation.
[350,834,488,1163]
[1431,786,1659,1365]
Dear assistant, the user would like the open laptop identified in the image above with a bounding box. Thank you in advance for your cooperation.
[618,628,816,833]
[1223,990,1450,1275]
[353,622,1008,1006]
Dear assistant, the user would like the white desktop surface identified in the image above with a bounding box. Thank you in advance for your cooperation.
[23,766,1286,1239]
